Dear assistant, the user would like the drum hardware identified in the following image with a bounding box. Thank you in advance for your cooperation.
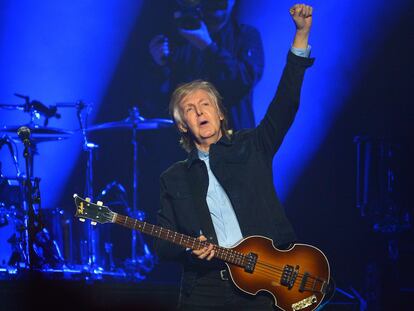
[84,106,173,132]
[1,125,73,144]
[354,136,410,233]
[15,126,37,270]
[2,93,62,126]
[0,135,20,176]
[88,107,166,278]
[76,101,103,273]
[96,179,155,279]
[1,176,26,268]
[1,99,168,279]
[0,95,77,143]
[0,98,77,273]
[0,174,66,270]
[42,207,74,264]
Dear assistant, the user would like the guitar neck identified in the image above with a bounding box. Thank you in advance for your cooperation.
[113,213,247,267]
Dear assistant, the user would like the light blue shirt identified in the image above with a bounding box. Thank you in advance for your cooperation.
[198,149,243,247]
[197,46,310,247]
[291,45,311,58]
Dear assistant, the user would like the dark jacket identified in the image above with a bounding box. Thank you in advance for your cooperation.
[155,51,314,293]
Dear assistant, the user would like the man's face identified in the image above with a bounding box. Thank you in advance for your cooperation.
[178,89,223,150]
[202,0,235,32]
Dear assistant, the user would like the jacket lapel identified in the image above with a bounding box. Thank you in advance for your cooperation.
[188,161,219,245]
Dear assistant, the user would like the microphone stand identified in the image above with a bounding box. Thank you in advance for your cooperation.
[19,128,36,270]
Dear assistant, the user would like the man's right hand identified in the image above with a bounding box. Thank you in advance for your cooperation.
[290,4,313,49]
[149,34,170,66]
[192,235,215,261]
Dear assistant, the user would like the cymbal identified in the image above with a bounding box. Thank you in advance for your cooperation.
[86,117,174,132]
[0,124,73,143]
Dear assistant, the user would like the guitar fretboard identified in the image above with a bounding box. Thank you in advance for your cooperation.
[113,213,248,267]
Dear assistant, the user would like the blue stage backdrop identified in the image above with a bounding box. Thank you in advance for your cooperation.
[238,0,410,199]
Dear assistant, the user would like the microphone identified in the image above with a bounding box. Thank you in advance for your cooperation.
[17,126,31,145]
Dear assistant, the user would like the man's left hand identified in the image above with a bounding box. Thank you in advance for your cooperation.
[178,20,213,50]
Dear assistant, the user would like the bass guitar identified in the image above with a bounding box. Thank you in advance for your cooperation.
[73,194,332,311]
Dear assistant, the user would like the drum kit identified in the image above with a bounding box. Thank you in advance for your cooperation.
[0,97,173,280]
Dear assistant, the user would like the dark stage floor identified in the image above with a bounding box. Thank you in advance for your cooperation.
[0,262,181,311]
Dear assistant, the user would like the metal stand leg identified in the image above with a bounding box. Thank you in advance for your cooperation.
[132,124,138,263]
[82,142,102,273]
[124,107,154,279]
[76,103,103,275]
[21,140,36,270]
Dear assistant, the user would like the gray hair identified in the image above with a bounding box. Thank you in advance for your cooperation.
[169,80,230,152]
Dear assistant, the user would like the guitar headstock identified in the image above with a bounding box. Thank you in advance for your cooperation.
[73,194,114,225]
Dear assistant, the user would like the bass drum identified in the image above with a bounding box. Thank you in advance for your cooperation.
[40,207,72,265]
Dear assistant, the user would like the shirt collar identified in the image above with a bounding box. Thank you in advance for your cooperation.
[186,133,233,168]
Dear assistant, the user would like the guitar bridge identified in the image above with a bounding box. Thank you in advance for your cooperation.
[281,264,299,289]
[244,252,258,273]
[299,272,309,292]
[299,272,327,294]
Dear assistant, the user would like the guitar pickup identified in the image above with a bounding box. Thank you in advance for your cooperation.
[281,264,299,289]
[244,252,258,273]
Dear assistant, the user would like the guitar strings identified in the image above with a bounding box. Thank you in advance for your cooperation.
[254,264,316,287]
[255,263,326,292]
[255,261,324,287]
[253,265,321,291]
[254,258,324,283]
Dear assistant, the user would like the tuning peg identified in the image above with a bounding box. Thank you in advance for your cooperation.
[79,218,86,222]
[85,197,91,202]
[97,201,103,206]
[91,221,97,226]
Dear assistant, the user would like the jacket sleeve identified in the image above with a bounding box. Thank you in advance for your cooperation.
[255,51,314,156]
[153,176,188,261]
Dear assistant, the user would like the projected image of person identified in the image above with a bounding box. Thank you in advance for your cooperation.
[148,0,264,130]
[154,4,314,310]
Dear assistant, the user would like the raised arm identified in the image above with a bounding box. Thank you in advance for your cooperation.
[255,4,314,156]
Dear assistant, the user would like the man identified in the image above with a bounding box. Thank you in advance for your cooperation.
[148,0,264,130]
[155,4,314,310]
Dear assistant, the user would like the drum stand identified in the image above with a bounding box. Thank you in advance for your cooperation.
[123,107,154,278]
[77,104,102,274]
[83,142,101,269]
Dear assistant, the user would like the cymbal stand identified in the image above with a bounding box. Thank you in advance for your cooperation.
[76,103,101,273]
[132,107,140,264]
[124,107,154,278]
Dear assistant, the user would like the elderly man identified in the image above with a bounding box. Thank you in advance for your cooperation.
[155,4,314,310]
